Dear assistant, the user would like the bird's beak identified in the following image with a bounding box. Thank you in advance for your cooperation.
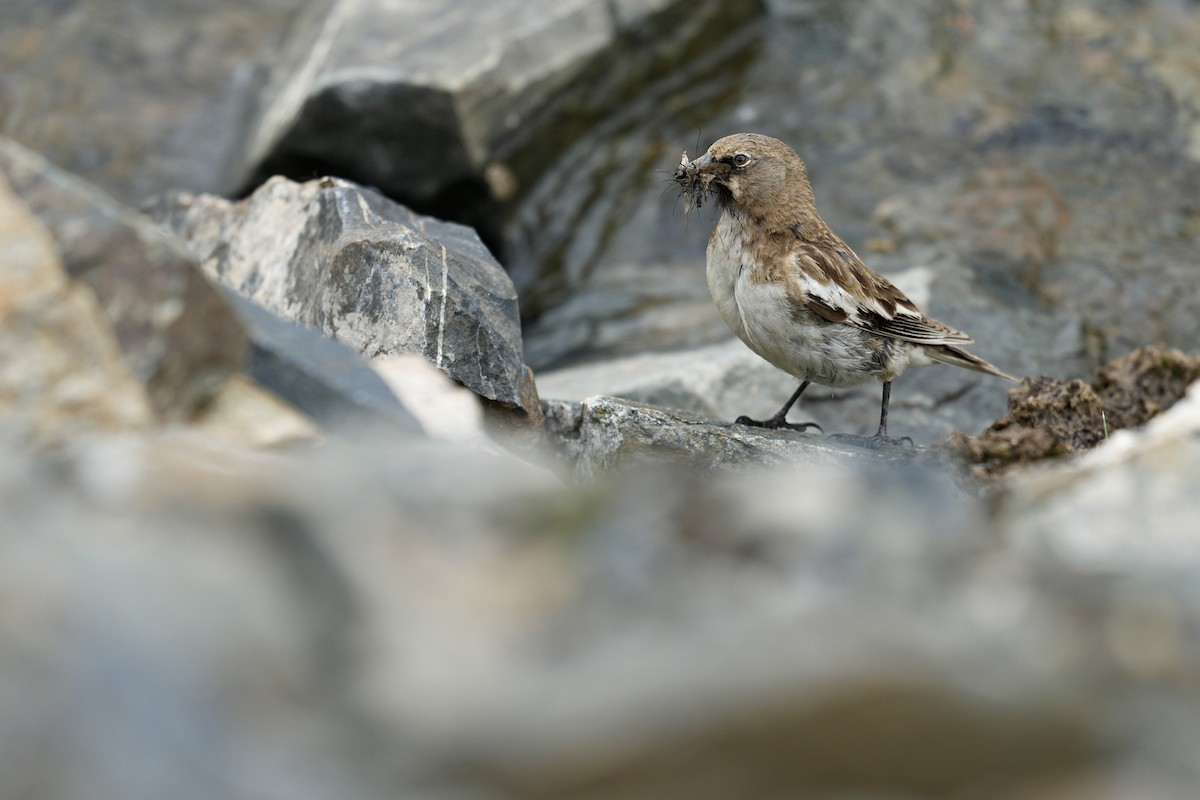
[689,151,714,171]
[674,149,721,209]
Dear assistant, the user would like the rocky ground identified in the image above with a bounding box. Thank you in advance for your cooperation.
[4,1,1200,798]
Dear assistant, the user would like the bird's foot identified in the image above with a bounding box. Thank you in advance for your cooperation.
[826,432,914,449]
[735,415,822,434]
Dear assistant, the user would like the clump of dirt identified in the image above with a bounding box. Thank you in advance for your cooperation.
[947,345,1200,476]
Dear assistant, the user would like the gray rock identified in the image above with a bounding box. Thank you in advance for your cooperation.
[222,290,423,436]
[542,395,944,477]
[5,399,1200,797]
[244,0,757,243]
[151,176,540,418]
[1,136,421,440]
[521,264,732,370]
[1002,380,1200,577]
[539,339,806,418]
[0,172,154,446]
[0,0,317,205]
[0,137,247,420]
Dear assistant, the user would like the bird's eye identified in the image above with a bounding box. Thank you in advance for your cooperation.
[732,153,751,168]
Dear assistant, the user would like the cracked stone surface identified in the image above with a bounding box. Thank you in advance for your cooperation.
[151,175,540,419]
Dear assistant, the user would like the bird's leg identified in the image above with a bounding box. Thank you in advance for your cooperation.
[875,380,892,438]
[827,382,913,448]
[734,381,822,432]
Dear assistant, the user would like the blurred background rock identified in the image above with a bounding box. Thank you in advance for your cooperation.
[4,1,1200,798]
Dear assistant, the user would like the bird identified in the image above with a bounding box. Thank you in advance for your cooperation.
[673,132,1015,445]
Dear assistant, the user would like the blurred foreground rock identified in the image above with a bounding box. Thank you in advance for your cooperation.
[3,388,1200,797]
[152,176,540,421]
[0,136,421,444]
[0,0,317,204]
[0,137,247,419]
[0,172,153,445]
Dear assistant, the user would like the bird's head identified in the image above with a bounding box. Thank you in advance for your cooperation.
[674,133,816,229]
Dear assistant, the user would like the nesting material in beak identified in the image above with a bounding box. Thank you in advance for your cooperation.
[674,151,715,210]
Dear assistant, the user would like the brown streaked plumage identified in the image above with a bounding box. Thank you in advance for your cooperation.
[674,132,1015,443]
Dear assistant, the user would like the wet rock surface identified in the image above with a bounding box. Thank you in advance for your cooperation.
[541,395,932,478]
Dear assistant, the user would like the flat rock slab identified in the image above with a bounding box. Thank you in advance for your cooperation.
[152,175,540,418]
[543,395,949,478]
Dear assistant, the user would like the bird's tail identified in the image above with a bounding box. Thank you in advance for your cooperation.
[925,344,1018,382]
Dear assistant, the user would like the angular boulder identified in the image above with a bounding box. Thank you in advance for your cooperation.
[222,291,423,436]
[0,173,154,446]
[152,176,540,419]
[0,138,246,420]
[243,0,757,242]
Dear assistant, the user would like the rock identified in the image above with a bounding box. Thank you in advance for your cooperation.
[223,290,424,436]
[372,354,488,446]
[5,409,1200,797]
[542,395,941,477]
[0,172,153,446]
[190,373,320,448]
[949,346,1200,476]
[521,264,732,370]
[243,0,758,247]
[0,137,247,420]
[151,175,540,420]
[1,137,423,441]
[0,0,314,205]
[7,3,1200,798]
[538,339,814,427]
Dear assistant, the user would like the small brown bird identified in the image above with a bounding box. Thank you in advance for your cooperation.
[674,133,1015,443]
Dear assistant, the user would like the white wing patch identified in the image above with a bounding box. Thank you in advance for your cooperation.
[794,259,973,345]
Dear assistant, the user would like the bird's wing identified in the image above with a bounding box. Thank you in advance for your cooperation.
[788,239,974,345]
